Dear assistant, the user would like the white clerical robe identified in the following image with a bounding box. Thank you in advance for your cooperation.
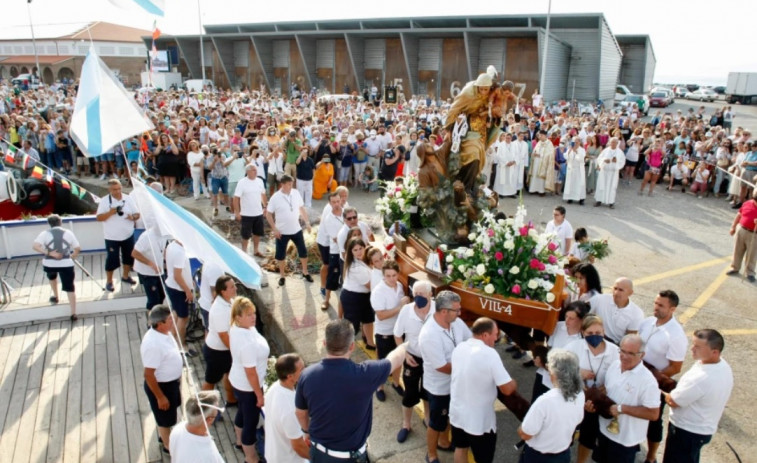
[529,141,555,193]
[563,147,586,201]
[594,147,626,205]
[494,141,518,196]
[515,140,529,191]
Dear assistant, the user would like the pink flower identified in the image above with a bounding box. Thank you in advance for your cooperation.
[548,255,557,264]
[512,284,521,295]
[495,251,504,261]
[529,258,541,269]
[395,187,402,193]
[519,226,529,237]
[487,228,495,237]
[547,242,559,252]
[387,191,394,197]
[538,262,546,271]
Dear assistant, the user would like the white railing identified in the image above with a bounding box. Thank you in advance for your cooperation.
[0,216,105,260]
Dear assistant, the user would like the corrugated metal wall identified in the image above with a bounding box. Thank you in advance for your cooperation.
[295,35,316,90]
[618,43,645,93]
[537,31,570,102]
[464,32,480,82]
[644,41,655,92]
[598,21,622,102]
[233,41,249,67]
[364,39,386,69]
[552,29,600,101]
[418,38,442,71]
[316,39,335,69]
[400,33,419,95]
[478,38,506,76]
[251,36,274,92]
[344,34,364,90]
[273,40,290,68]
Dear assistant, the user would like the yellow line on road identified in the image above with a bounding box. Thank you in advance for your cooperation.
[686,329,757,336]
[679,266,730,325]
[634,256,730,286]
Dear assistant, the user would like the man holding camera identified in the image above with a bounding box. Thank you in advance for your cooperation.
[96,179,140,292]
[283,129,302,186]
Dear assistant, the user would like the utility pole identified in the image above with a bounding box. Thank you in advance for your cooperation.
[27,0,41,83]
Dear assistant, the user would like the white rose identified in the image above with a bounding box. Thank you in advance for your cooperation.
[446,255,454,263]
[476,264,486,276]
[546,293,556,303]
[458,265,467,273]
[527,279,539,290]
[439,244,448,251]
[504,240,515,250]
[484,284,495,294]
[509,266,520,275]
[468,232,476,241]
[528,228,539,238]
[465,248,475,258]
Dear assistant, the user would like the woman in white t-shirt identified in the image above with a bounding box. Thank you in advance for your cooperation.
[340,238,374,349]
[366,246,385,291]
[370,260,411,401]
[228,297,270,463]
[186,140,208,200]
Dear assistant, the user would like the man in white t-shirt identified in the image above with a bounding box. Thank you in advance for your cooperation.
[638,290,688,463]
[419,290,472,462]
[32,214,81,320]
[265,353,309,463]
[265,175,313,287]
[450,318,516,463]
[234,164,268,257]
[544,206,574,255]
[590,277,644,344]
[169,390,225,463]
[164,239,196,356]
[96,179,140,292]
[320,193,344,310]
[590,334,660,463]
[662,329,733,463]
[131,226,169,311]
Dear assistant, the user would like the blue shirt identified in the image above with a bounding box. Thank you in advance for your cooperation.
[745,151,757,171]
[295,358,391,451]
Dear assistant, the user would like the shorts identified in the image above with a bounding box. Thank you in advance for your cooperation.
[318,244,330,265]
[105,237,135,271]
[115,154,125,169]
[326,253,342,291]
[519,445,570,463]
[98,152,115,162]
[648,166,661,176]
[647,393,666,443]
[375,334,396,360]
[577,410,600,449]
[144,379,181,428]
[166,286,191,318]
[402,354,426,408]
[274,230,307,261]
[44,265,75,292]
[662,422,711,463]
[138,273,165,310]
[593,432,639,463]
[240,215,265,239]
[267,173,279,190]
[211,177,229,195]
[77,156,89,167]
[202,344,232,384]
[425,390,451,432]
[671,178,687,186]
[624,159,638,168]
[451,427,496,463]
[338,166,352,182]
[341,289,373,332]
[233,388,262,446]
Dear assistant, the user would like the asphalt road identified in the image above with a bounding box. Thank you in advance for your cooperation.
[647,95,757,133]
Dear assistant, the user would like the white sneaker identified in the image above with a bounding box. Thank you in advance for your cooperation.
[99,174,107,180]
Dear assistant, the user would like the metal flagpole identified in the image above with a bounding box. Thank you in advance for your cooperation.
[539,0,552,97]
[197,0,206,84]
[73,259,106,291]
[26,0,41,84]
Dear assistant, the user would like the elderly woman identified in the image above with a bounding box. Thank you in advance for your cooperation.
[518,349,585,462]
[140,305,183,454]
[169,390,225,462]
[565,315,620,463]
[229,297,270,463]
[392,280,436,443]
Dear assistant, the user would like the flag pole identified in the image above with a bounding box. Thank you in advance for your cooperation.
[197,0,206,84]
[26,0,41,84]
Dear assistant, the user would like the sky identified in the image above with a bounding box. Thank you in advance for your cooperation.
[2,0,755,86]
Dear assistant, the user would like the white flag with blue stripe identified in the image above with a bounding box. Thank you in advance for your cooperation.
[132,181,263,289]
[108,0,166,16]
[69,48,154,157]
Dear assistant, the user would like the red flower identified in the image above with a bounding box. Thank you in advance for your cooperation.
[548,255,557,264]
[512,284,521,295]
[487,228,495,237]
[547,242,559,251]
[529,258,541,269]
[495,251,504,261]
[538,262,546,271]
[519,226,529,237]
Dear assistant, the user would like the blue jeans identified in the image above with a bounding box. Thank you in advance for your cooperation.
[211,177,228,195]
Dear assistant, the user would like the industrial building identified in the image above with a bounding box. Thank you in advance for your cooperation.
[616,35,656,94]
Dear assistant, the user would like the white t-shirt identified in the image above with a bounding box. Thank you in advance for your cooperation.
[342,261,371,293]
[165,241,192,292]
[393,302,436,357]
[264,382,307,463]
[169,424,224,463]
[418,317,472,395]
[198,261,226,312]
[670,359,733,436]
[638,317,688,372]
[599,360,660,447]
[370,268,383,291]
[544,219,573,255]
[186,150,205,174]
[321,210,345,255]
[96,193,137,241]
[521,388,585,453]
[315,203,333,246]
[34,227,79,268]
[140,329,183,382]
[589,294,644,344]
[370,280,405,336]
[449,338,512,434]
[132,229,167,276]
[206,297,232,351]
[266,189,304,235]
[547,321,582,349]
[234,176,266,217]
[228,325,270,392]
[565,339,620,388]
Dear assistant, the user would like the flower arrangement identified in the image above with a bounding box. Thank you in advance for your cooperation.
[444,205,567,302]
[578,239,611,261]
[375,174,430,230]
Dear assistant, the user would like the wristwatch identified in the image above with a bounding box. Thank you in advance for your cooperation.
[617,404,623,415]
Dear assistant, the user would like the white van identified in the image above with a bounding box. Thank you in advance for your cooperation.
[183,79,214,93]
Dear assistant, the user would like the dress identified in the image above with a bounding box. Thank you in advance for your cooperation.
[563,147,587,201]
[157,148,183,178]
[312,162,336,200]
[594,147,626,205]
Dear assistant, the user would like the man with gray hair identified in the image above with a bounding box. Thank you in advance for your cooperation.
[419,290,472,463]
[265,353,309,462]
[295,319,406,462]
[590,334,660,463]
[32,214,81,321]
[169,390,225,462]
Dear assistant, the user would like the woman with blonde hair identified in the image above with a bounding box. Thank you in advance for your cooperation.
[228,297,270,463]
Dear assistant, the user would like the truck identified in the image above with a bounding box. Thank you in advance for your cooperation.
[726,72,757,104]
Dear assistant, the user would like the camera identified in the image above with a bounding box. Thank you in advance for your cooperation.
[116,206,124,216]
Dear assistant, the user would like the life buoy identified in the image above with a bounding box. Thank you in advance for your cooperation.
[20,179,51,210]
[7,174,19,204]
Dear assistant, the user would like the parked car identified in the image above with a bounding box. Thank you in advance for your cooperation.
[10,73,41,90]
[713,86,726,95]
[615,84,633,101]
[686,84,700,93]
[674,86,689,98]
[686,89,717,102]
[617,94,649,115]
[649,91,673,107]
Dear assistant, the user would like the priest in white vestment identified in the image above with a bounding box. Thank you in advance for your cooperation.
[515,131,530,192]
[594,137,626,208]
[529,131,556,194]
[563,137,587,203]
[494,133,518,197]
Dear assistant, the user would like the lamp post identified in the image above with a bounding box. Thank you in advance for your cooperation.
[539,0,552,98]
[26,0,41,83]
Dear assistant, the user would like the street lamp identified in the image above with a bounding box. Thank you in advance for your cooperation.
[26,0,41,83]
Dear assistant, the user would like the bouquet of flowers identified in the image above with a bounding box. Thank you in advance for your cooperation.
[578,239,611,261]
[444,205,567,302]
[375,174,429,230]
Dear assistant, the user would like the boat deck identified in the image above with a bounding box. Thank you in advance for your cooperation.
[0,311,245,463]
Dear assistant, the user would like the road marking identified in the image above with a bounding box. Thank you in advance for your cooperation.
[634,256,730,286]
[679,266,730,325]
[687,329,757,336]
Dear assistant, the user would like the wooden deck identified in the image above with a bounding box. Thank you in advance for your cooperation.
[0,311,246,463]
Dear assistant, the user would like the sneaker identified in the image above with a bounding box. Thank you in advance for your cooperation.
[184,348,198,358]
[105,282,115,292]
[512,350,526,360]
[49,296,59,304]
[397,427,410,443]
[278,277,286,287]
[213,208,219,217]
[303,274,314,283]
[391,383,405,397]
[522,360,535,367]
[726,269,739,276]
[99,174,107,180]
[121,276,137,285]
[748,275,756,283]
[375,389,386,402]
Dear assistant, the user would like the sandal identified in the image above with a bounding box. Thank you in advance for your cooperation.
[321,301,329,311]
[254,252,265,258]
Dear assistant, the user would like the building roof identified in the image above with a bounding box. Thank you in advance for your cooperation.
[0,21,150,43]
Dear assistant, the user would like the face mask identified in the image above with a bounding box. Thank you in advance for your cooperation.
[414,296,428,308]
[585,334,603,348]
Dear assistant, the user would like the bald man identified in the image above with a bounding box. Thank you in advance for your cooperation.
[589,278,644,345]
